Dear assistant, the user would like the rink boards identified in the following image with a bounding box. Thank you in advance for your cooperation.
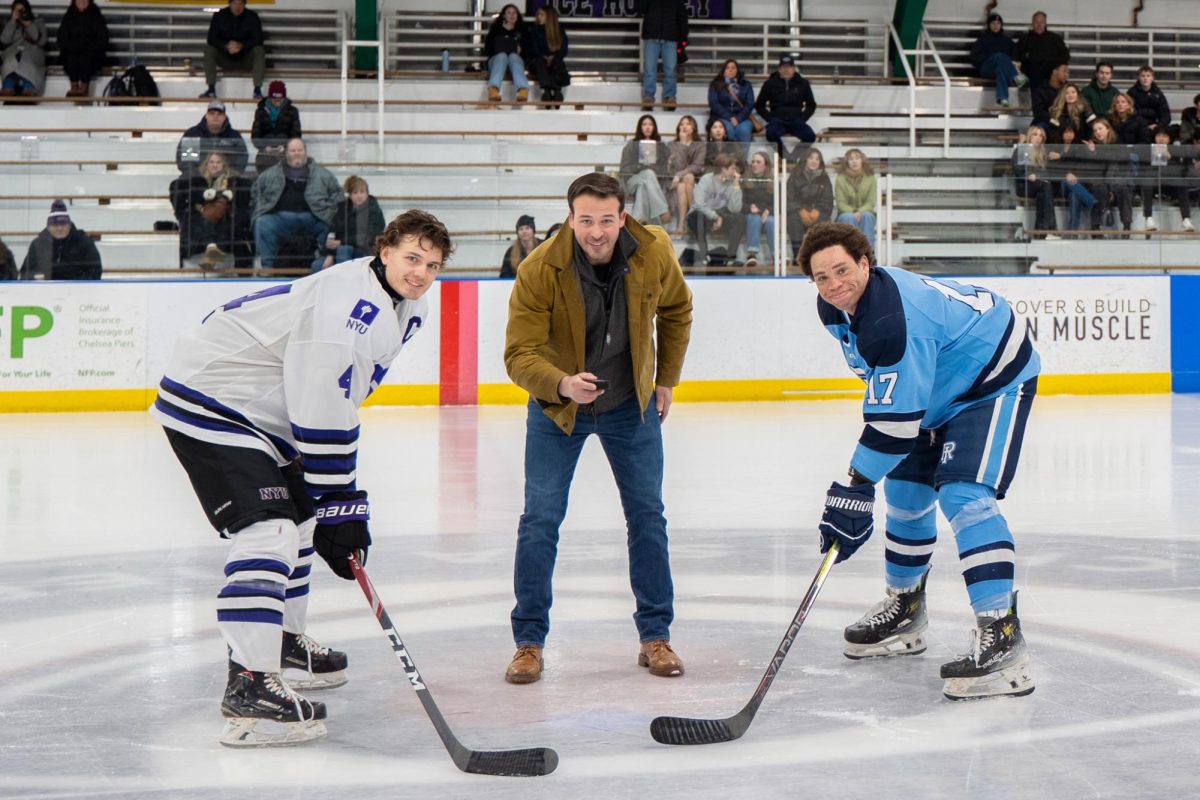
[0,274,1186,412]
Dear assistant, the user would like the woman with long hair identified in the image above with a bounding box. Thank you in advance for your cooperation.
[1047,122,1097,233]
[786,147,834,259]
[834,148,877,243]
[1109,91,1157,230]
[707,58,757,143]
[667,115,705,235]
[741,150,775,266]
[619,113,672,225]
[499,214,539,278]
[704,117,743,172]
[1012,125,1059,238]
[1081,118,1133,234]
[170,149,253,271]
[530,5,569,105]
[483,4,530,103]
[1047,83,1096,140]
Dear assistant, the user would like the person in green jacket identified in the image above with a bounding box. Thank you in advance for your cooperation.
[1080,62,1118,119]
[834,148,878,244]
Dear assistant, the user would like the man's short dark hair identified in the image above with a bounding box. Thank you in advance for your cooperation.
[1138,65,1154,75]
[1095,61,1113,73]
[567,172,625,214]
[375,209,454,261]
[796,222,874,277]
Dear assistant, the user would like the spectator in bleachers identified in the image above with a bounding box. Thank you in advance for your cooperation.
[531,5,568,106]
[544,221,562,240]
[703,118,743,172]
[741,150,775,267]
[689,152,744,268]
[170,149,253,271]
[834,148,877,244]
[176,100,249,177]
[499,214,539,278]
[1108,91,1156,230]
[18,200,101,280]
[1082,118,1132,235]
[0,235,15,280]
[484,4,531,104]
[755,54,818,157]
[1048,122,1098,233]
[1109,92,1150,144]
[57,0,107,98]
[786,147,834,262]
[1047,83,1096,140]
[969,13,1026,108]
[200,0,265,100]
[251,138,344,270]
[251,80,301,173]
[620,114,672,226]
[1012,125,1058,239]
[667,115,704,236]
[707,59,756,144]
[1015,11,1069,90]
[1128,65,1171,137]
[1181,94,1200,145]
[1,0,46,97]
[1081,62,1117,119]
[1147,127,1196,232]
[636,0,687,111]
[317,175,386,270]
[1031,61,1068,130]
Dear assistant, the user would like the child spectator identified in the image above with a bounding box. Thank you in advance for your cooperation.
[499,214,539,278]
[786,147,834,261]
[667,115,705,236]
[531,5,568,106]
[57,0,108,98]
[619,113,672,226]
[317,175,386,270]
[18,200,102,280]
[707,58,756,143]
[834,148,878,244]
[484,4,530,103]
[252,80,302,173]
[1,0,46,97]
[200,0,266,100]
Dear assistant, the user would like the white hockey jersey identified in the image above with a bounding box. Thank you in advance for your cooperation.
[151,257,427,499]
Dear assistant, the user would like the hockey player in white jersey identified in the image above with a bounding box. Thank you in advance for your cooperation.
[153,210,453,746]
[797,222,1037,701]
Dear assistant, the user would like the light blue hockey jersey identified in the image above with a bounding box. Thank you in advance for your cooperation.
[817,266,1040,482]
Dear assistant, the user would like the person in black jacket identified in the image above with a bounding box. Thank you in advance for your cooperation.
[754,54,817,158]
[0,235,16,280]
[176,100,249,176]
[786,147,834,259]
[251,80,301,173]
[530,5,568,106]
[170,150,254,271]
[200,0,265,100]
[1128,66,1172,136]
[1015,11,1069,89]
[57,0,107,97]
[636,0,687,111]
[499,213,539,278]
[315,175,386,270]
[969,13,1026,107]
[18,200,102,280]
[484,4,531,103]
[1031,61,1069,130]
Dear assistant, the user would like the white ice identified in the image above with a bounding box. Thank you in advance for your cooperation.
[1,396,1198,799]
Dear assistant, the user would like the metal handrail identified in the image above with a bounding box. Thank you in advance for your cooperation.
[886,23,919,151]
[340,12,386,160]
[920,26,952,156]
[886,24,952,155]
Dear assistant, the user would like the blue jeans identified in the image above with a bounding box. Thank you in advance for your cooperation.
[837,210,876,243]
[511,395,674,646]
[1061,180,1097,229]
[744,212,775,255]
[2,73,34,93]
[979,53,1019,102]
[642,39,678,100]
[488,53,529,90]
[765,117,817,156]
[253,211,328,269]
[310,244,364,271]
[724,117,753,143]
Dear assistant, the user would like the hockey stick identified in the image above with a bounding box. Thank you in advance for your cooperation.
[649,542,839,745]
[348,554,559,776]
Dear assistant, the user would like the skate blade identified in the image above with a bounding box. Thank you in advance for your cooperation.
[219,717,327,747]
[281,667,348,690]
[844,633,927,660]
[943,660,1035,701]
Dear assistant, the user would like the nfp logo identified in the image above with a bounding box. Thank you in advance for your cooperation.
[0,306,55,358]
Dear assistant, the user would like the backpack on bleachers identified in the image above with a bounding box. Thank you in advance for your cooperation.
[103,64,161,106]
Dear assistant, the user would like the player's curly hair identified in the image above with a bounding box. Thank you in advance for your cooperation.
[796,221,875,277]
[374,209,454,261]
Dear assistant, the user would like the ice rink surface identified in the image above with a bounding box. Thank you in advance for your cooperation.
[1,395,1198,799]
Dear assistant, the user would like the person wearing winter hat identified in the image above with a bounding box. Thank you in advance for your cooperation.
[500,214,540,277]
[18,199,102,280]
[252,79,302,173]
[970,12,1026,108]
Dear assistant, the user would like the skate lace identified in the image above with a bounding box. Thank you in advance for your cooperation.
[955,625,996,665]
[860,594,903,627]
[264,672,311,722]
[294,633,328,676]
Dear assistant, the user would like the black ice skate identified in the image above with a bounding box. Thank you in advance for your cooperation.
[220,666,328,747]
[843,571,929,659]
[281,631,349,690]
[940,594,1034,701]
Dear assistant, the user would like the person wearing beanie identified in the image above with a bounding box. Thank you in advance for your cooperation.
[199,0,266,99]
[970,13,1026,108]
[500,214,540,277]
[252,79,302,173]
[176,99,249,176]
[754,54,818,158]
[18,199,102,280]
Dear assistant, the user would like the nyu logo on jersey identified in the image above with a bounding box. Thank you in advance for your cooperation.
[941,441,957,464]
[347,299,381,334]
[259,486,290,501]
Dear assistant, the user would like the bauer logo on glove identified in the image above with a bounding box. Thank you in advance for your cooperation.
[818,481,875,563]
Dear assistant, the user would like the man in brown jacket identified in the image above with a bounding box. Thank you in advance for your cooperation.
[503,172,693,684]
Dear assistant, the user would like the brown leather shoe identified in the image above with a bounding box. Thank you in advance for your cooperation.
[504,645,543,684]
[515,87,528,102]
[487,86,501,102]
[638,639,684,677]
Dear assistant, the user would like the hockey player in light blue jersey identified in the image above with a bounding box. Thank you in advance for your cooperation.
[153,210,453,745]
[797,222,1037,701]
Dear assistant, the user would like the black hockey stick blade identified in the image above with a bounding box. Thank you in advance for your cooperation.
[650,543,839,745]
[349,555,559,776]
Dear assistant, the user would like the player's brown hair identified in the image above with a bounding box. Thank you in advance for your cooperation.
[796,221,875,277]
[374,209,454,260]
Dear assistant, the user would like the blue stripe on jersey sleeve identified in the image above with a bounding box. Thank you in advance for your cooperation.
[291,424,362,445]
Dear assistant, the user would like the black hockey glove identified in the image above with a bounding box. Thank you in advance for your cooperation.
[313,490,371,580]
[818,481,875,564]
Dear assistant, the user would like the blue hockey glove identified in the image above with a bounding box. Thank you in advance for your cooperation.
[314,490,371,580]
[818,481,875,564]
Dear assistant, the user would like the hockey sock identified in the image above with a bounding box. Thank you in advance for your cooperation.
[283,517,316,634]
[219,518,298,671]
[882,479,937,591]
[938,481,1014,614]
